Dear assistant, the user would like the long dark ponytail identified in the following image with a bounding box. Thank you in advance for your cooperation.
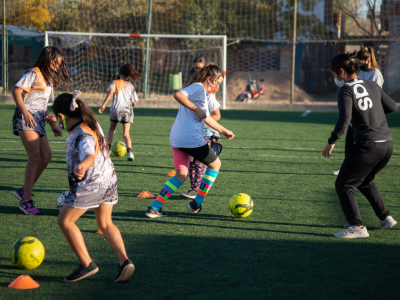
[52,93,107,155]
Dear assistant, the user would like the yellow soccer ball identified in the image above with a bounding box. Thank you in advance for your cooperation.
[229,193,253,218]
[111,141,127,157]
[10,236,45,270]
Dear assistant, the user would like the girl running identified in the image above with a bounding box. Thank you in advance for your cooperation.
[332,47,384,176]
[145,64,235,218]
[322,53,398,238]
[98,64,141,162]
[180,66,222,199]
[47,91,134,282]
[12,46,72,215]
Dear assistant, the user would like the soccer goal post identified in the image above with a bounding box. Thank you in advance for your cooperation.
[45,31,227,109]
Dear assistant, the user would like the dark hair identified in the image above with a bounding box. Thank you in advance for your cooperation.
[192,56,206,65]
[33,46,72,89]
[356,46,380,70]
[330,52,359,75]
[52,93,107,155]
[119,64,141,82]
[190,63,223,83]
[187,67,201,85]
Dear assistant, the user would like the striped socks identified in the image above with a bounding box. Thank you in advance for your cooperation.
[194,168,219,207]
[151,176,183,210]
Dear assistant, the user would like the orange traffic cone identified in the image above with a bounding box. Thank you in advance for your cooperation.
[137,191,155,198]
[167,170,176,177]
[96,230,103,235]
[8,275,40,289]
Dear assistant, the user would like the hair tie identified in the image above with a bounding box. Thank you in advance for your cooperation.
[70,90,81,111]
[350,58,354,61]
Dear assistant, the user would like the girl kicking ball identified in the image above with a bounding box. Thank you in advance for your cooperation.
[46,91,134,282]
[145,63,235,218]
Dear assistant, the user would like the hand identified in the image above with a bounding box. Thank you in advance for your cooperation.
[98,106,105,114]
[23,111,37,128]
[74,164,86,180]
[322,143,335,158]
[194,107,206,122]
[45,114,57,124]
[50,124,63,137]
[221,129,235,140]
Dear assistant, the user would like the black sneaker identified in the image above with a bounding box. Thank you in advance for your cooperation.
[145,206,168,218]
[186,200,202,214]
[64,262,99,282]
[180,189,198,199]
[114,259,135,282]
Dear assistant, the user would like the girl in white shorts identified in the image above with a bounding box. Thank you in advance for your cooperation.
[46,91,134,283]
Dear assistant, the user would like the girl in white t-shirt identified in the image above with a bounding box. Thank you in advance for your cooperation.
[145,64,235,218]
[180,66,222,199]
[99,64,141,162]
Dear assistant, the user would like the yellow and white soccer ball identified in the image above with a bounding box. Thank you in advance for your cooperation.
[229,193,253,218]
[10,236,45,270]
[111,141,127,157]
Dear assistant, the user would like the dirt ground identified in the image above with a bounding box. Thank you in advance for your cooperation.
[226,71,315,103]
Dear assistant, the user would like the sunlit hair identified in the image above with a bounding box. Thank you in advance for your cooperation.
[330,52,359,76]
[190,63,223,83]
[356,46,380,70]
[52,93,107,156]
[119,64,142,82]
[187,67,202,85]
[33,46,72,89]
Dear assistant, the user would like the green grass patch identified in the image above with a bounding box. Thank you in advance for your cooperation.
[1,104,400,299]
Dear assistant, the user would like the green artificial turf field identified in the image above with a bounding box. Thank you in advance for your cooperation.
[1,104,399,299]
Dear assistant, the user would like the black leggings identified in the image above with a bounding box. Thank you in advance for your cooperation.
[335,140,393,226]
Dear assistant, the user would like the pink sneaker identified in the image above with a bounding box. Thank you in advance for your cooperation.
[19,199,40,215]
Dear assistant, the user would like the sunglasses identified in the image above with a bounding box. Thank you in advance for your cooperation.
[57,113,67,130]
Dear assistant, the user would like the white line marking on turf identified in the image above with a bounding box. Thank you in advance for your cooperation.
[301,110,312,117]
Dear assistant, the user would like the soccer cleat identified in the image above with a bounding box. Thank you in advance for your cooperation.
[145,206,167,218]
[186,200,202,214]
[114,259,135,282]
[127,152,134,162]
[334,225,369,239]
[180,189,198,200]
[13,188,24,201]
[65,262,99,283]
[378,216,397,229]
[332,168,340,176]
[19,199,40,215]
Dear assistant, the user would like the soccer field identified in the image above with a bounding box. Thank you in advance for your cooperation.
[1,104,400,299]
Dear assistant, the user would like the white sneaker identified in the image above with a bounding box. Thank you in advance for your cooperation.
[334,225,369,239]
[332,168,340,176]
[127,152,134,162]
[378,216,397,229]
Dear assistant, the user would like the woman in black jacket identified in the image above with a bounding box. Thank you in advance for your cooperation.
[322,53,398,238]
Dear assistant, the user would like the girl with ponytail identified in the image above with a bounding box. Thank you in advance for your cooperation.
[45,91,135,283]
[145,63,235,218]
[322,53,397,239]
[99,64,141,162]
[356,46,384,87]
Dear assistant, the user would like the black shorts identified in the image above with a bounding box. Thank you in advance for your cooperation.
[179,143,218,165]
[110,119,129,124]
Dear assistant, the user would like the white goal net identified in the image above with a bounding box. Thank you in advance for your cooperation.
[45,32,227,108]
